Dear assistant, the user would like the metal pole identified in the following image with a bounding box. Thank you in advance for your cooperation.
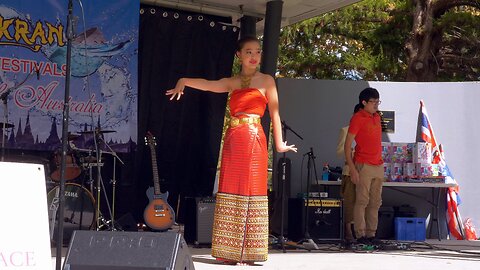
[240,16,257,38]
[260,0,283,139]
[260,0,284,241]
[55,0,74,269]
[260,1,283,76]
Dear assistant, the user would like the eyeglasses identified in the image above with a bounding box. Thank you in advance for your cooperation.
[368,100,381,105]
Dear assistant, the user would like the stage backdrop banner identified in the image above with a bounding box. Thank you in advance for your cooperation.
[0,162,51,269]
[0,0,138,153]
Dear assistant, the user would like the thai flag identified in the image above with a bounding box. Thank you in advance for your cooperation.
[418,100,464,240]
[420,100,441,164]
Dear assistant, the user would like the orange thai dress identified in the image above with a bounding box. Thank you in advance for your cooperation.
[211,88,269,263]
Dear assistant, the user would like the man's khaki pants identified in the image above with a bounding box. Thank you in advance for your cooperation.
[340,175,355,240]
[353,163,384,238]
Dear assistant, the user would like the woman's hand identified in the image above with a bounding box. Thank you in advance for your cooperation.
[165,79,185,100]
[277,141,297,153]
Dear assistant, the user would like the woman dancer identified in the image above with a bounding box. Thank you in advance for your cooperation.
[166,36,297,265]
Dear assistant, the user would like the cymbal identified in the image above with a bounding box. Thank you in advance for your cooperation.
[0,122,14,129]
[80,129,116,134]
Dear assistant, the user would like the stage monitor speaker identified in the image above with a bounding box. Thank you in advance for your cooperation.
[64,230,195,270]
[288,198,343,241]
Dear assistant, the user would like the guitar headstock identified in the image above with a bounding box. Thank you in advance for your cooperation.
[145,131,156,147]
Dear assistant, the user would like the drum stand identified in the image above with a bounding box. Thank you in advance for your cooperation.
[90,132,124,231]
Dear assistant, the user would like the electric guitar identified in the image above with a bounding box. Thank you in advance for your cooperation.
[143,132,175,230]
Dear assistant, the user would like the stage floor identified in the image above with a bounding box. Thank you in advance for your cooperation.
[52,238,480,270]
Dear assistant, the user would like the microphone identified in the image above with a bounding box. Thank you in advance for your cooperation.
[303,147,316,158]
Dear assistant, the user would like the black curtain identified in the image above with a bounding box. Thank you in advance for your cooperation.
[136,5,239,223]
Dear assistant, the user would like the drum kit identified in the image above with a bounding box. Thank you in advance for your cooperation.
[1,73,124,243]
[46,128,124,245]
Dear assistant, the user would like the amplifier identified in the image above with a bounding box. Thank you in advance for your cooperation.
[196,197,215,244]
[183,197,215,245]
[288,198,343,241]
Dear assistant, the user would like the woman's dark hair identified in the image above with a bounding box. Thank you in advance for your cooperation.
[357,87,379,109]
[236,36,260,52]
[353,103,362,113]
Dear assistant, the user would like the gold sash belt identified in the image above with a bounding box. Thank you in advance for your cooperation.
[230,116,261,127]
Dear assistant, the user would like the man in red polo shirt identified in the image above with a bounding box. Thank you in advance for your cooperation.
[344,87,383,245]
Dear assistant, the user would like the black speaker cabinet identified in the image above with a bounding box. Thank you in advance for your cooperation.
[184,197,215,245]
[288,198,343,241]
[64,230,195,270]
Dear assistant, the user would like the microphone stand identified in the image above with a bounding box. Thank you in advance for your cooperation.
[93,130,103,230]
[55,1,74,269]
[276,120,304,252]
[102,136,124,229]
[298,147,320,250]
[94,131,124,231]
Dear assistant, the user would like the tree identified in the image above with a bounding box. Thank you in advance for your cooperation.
[437,8,480,80]
[278,0,410,80]
[406,0,480,81]
[277,0,480,82]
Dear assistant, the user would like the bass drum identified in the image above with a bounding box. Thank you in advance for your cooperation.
[47,183,95,245]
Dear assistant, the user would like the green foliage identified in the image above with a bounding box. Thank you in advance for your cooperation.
[435,8,480,81]
[278,0,410,80]
[277,0,480,81]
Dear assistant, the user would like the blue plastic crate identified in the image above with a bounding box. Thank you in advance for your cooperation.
[394,217,426,241]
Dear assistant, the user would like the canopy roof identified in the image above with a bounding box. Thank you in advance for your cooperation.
[141,0,362,31]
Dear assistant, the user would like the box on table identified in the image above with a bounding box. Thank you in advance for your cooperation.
[403,163,416,177]
[390,163,403,181]
[391,143,411,163]
[413,142,431,163]
[416,163,433,177]
[383,162,391,180]
[381,142,392,162]
[431,164,440,176]
[394,217,426,241]
[406,143,414,163]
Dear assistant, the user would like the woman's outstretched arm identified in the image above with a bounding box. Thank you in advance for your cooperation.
[166,77,233,100]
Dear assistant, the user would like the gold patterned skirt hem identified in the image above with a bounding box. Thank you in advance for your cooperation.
[211,193,269,262]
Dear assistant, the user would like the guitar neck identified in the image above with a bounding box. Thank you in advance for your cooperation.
[148,145,161,195]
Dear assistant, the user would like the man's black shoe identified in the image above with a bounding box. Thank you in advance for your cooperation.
[343,239,355,250]
[367,237,382,246]
[356,237,371,245]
